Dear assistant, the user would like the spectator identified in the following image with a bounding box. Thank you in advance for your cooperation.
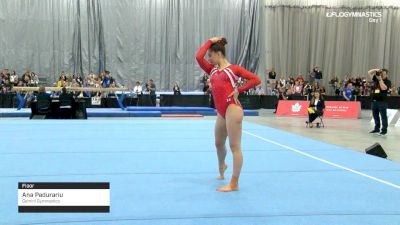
[10,71,18,85]
[342,82,354,101]
[173,82,181,95]
[0,85,5,94]
[201,73,209,92]
[273,88,292,113]
[254,85,265,95]
[59,87,75,119]
[268,68,277,79]
[146,79,156,106]
[102,71,112,88]
[293,80,303,96]
[3,79,12,92]
[303,83,313,97]
[308,69,315,84]
[313,66,323,84]
[36,87,52,116]
[204,78,211,95]
[31,72,39,86]
[133,81,143,95]
[22,71,31,86]
[295,74,304,83]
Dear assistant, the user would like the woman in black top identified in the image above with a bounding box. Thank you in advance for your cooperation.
[173,82,181,95]
[307,91,325,127]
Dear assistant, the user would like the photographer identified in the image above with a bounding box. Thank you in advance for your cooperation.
[368,68,392,136]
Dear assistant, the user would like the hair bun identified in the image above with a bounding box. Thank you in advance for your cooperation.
[218,38,227,46]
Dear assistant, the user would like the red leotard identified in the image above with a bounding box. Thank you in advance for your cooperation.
[196,40,261,118]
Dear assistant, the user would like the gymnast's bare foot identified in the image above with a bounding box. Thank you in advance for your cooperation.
[217,164,228,180]
[217,176,239,192]
[217,183,239,192]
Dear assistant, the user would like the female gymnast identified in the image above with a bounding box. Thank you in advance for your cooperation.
[196,37,261,192]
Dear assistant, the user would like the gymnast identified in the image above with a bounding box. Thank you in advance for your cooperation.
[196,37,261,192]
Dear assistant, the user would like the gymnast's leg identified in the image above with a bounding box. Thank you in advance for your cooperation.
[217,104,243,192]
[215,113,228,180]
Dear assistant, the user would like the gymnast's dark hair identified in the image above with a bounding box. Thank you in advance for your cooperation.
[209,38,228,56]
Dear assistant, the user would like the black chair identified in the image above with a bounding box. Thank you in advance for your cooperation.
[59,94,74,119]
[35,99,52,119]
[316,112,325,128]
[306,110,325,128]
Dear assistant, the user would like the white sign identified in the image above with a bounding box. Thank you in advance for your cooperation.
[18,189,109,206]
[91,97,101,106]
[18,182,109,213]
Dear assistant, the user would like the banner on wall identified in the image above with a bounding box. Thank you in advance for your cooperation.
[276,100,361,119]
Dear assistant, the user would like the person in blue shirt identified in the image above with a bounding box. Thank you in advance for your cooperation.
[102,71,112,88]
[342,82,354,101]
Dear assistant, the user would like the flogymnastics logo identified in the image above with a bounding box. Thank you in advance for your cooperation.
[326,11,382,23]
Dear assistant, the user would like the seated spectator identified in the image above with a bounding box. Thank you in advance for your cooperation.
[201,73,209,92]
[146,79,157,106]
[288,76,295,86]
[75,74,83,86]
[0,85,5,94]
[306,91,325,127]
[303,83,313,98]
[295,74,304,83]
[3,79,13,92]
[102,71,113,88]
[10,71,18,85]
[59,87,75,119]
[30,72,39,86]
[204,79,211,95]
[362,82,371,96]
[255,85,265,95]
[133,81,143,95]
[248,87,256,95]
[268,68,277,80]
[273,88,292,113]
[36,87,52,116]
[286,89,294,100]
[22,71,31,86]
[293,80,303,96]
[57,74,66,87]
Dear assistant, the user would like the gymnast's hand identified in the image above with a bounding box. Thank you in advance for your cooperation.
[228,88,240,105]
[209,37,224,43]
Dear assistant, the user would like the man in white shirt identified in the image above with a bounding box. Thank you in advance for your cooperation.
[255,85,265,95]
[133,81,143,95]
[10,71,18,84]
[132,81,143,106]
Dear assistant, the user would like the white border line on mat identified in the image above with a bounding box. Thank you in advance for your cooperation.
[243,130,400,190]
